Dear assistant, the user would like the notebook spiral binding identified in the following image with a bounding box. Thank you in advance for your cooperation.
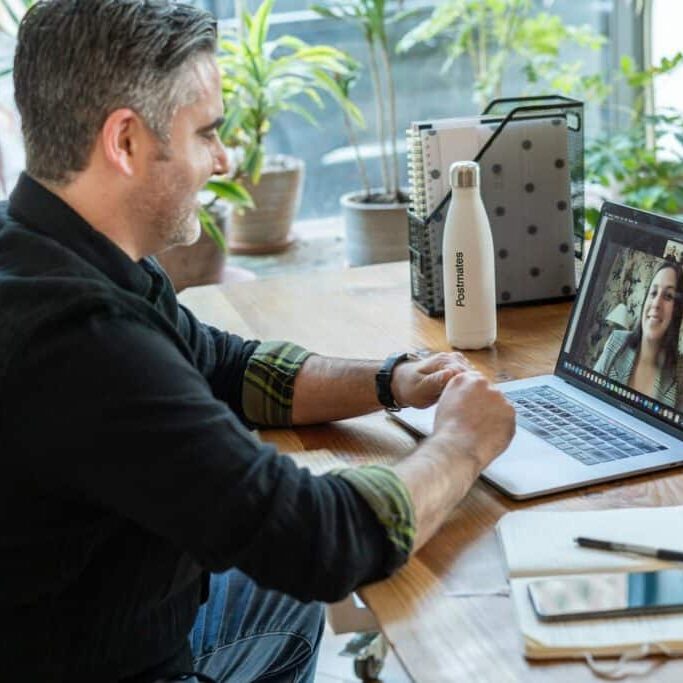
[407,129,427,219]
[407,96,585,317]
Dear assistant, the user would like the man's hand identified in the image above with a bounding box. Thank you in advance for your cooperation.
[433,370,516,469]
[391,352,471,409]
[393,369,515,551]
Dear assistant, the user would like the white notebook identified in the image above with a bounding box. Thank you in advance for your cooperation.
[407,117,496,218]
[497,506,683,659]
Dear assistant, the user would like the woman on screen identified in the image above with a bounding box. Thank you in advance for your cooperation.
[594,261,683,407]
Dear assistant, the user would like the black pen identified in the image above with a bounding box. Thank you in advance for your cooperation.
[574,536,683,562]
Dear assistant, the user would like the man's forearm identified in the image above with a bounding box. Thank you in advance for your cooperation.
[291,355,382,424]
[392,429,481,551]
[290,352,468,425]
[291,360,514,556]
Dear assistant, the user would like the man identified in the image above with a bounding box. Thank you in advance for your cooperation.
[0,1,515,681]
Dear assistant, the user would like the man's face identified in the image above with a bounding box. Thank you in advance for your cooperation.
[132,55,227,253]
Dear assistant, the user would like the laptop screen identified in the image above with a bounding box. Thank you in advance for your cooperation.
[557,202,683,433]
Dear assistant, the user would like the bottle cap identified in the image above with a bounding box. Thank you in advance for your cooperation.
[449,161,480,189]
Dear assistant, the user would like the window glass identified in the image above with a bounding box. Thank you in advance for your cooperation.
[204,0,631,220]
[0,2,641,216]
[0,33,24,198]
[652,0,683,113]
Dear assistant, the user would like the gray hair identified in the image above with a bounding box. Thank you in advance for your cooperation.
[13,0,217,184]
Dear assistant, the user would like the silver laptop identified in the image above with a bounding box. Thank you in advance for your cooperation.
[392,202,683,499]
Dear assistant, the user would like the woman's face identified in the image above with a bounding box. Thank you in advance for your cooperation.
[641,267,678,344]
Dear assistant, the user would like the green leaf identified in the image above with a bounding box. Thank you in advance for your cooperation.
[620,54,636,75]
[308,67,363,125]
[516,13,566,57]
[343,99,364,128]
[243,145,264,184]
[302,87,324,108]
[198,207,227,251]
[386,8,421,26]
[275,34,308,51]
[217,107,245,146]
[585,207,601,232]
[280,101,320,127]
[204,179,254,208]
[219,37,241,55]
[249,0,274,54]
[242,10,253,36]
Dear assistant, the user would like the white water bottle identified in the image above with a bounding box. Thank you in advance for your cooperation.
[442,160,497,349]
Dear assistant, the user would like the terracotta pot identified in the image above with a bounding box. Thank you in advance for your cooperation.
[156,203,229,293]
[340,190,410,266]
[228,155,303,255]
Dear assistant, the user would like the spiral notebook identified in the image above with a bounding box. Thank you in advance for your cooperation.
[407,117,495,219]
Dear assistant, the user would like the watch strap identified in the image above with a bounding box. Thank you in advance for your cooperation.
[376,352,414,411]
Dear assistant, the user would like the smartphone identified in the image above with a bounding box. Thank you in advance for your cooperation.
[527,569,683,621]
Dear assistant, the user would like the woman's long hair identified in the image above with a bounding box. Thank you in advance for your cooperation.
[624,260,683,372]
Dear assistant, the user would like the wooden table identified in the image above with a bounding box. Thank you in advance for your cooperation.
[180,261,683,682]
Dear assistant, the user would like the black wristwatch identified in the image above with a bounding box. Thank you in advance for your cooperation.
[375,352,417,411]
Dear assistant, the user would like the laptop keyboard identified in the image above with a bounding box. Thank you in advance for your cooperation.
[507,386,666,466]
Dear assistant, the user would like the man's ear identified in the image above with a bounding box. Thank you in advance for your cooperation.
[100,108,147,177]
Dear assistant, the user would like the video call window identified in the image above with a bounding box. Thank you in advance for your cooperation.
[563,215,683,413]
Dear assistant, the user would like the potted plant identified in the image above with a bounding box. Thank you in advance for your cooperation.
[585,52,683,232]
[217,0,361,254]
[312,0,415,266]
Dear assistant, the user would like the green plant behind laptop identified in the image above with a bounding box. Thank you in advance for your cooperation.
[586,53,683,231]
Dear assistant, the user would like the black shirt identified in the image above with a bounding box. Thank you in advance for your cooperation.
[0,174,403,682]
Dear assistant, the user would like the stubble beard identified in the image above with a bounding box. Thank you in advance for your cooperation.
[134,157,202,254]
[163,196,201,248]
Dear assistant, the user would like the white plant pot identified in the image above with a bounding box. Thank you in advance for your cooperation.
[341,190,410,267]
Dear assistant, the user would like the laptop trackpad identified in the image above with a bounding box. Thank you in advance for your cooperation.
[390,405,575,498]
[482,428,571,493]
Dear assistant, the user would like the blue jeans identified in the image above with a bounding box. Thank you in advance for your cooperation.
[168,570,325,683]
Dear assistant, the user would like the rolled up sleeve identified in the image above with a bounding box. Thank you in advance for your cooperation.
[332,465,415,558]
[242,340,313,427]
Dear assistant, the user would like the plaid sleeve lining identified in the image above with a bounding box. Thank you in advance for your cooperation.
[333,465,415,557]
[242,341,313,427]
